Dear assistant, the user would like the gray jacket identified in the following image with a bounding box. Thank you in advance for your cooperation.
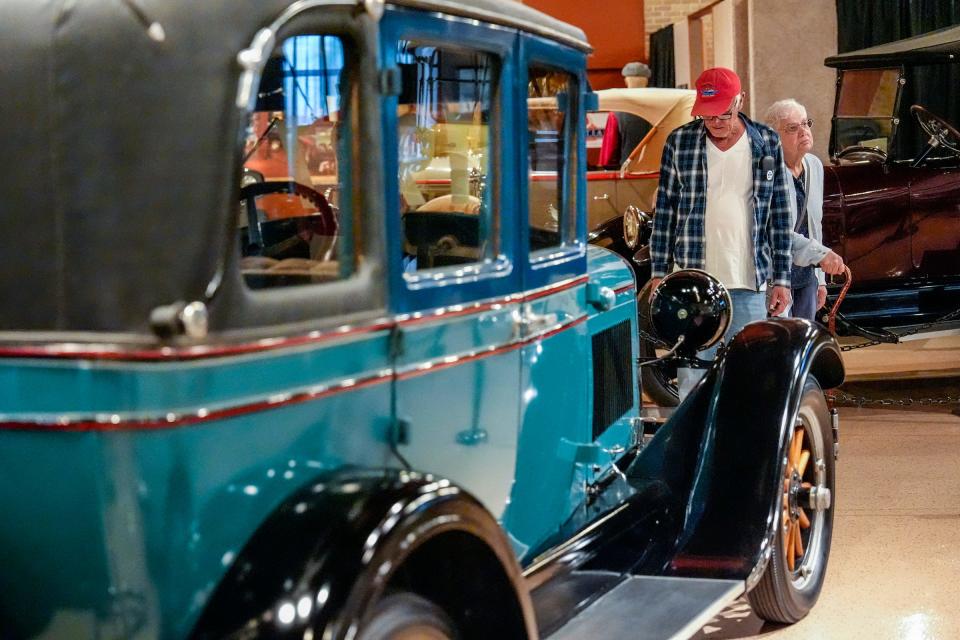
[785,153,829,285]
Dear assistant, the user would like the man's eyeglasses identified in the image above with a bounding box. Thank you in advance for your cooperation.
[782,119,813,134]
[696,94,742,122]
[700,111,736,122]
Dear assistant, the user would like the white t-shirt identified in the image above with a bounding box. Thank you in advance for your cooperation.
[704,133,757,290]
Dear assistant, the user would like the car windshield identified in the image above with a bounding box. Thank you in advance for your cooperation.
[833,68,900,156]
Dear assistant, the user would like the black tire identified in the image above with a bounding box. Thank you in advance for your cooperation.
[638,280,680,407]
[748,376,836,624]
[358,592,458,640]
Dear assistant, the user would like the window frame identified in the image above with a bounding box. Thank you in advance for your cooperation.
[520,36,588,290]
[380,10,520,314]
[212,6,387,335]
[240,33,354,289]
[394,39,501,283]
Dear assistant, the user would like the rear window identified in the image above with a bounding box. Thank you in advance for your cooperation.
[238,34,352,290]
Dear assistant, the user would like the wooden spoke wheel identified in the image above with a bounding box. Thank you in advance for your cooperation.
[749,376,837,624]
[783,425,818,573]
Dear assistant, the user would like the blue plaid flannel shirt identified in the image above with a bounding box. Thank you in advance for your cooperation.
[650,115,793,288]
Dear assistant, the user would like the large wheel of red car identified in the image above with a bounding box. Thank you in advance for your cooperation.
[638,280,680,407]
[748,376,836,624]
[358,592,458,640]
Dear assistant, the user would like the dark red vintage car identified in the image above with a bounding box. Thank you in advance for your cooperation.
[822,26,960,332]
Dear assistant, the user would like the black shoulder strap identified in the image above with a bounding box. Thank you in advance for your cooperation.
[794,158,810,233]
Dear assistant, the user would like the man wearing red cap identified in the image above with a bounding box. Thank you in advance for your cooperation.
[649,67,793,366]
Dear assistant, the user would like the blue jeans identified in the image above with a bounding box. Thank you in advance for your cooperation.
[678,289,767,398]
[700,289,768,360]
[791,281,819,322]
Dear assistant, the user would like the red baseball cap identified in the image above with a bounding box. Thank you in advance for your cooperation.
[691,67,742,117]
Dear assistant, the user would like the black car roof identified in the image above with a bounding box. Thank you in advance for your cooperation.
[0,0,586,335]
[825,24,960,68]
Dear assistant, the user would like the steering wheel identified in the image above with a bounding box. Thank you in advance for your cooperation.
[911,105,960,155]
[834,145,887,164]
[240,180,336,233]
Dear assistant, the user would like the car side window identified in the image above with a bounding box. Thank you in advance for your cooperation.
[396,42,495,274]
[238,34,351,290]
[527,67,575,251]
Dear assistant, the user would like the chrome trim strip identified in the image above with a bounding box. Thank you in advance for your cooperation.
[397,275,587,327]
[0,320,395,363]
[0,276,587,362]
[523,275,589,302]
[613,283,635,296]
[0,368,394,433]
[2,313,587,431]
[397,314,586,380]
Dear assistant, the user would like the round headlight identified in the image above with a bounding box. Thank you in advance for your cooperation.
[623,205,641,249]
[650,269,732,357]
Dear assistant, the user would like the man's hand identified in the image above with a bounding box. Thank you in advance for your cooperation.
[648,277,662,302]
[818,250,845,276]
[768,285,792,316]
[817,284,828,310]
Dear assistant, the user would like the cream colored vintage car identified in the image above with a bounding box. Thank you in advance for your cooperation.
[587,88,695,221]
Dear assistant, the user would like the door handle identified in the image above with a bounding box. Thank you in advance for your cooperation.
[512,308,559,338]
[456,428,488,446]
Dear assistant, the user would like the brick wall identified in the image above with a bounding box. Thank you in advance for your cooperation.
[645,0,716,69]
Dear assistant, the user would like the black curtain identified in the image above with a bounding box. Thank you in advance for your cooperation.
[649,25,675,88]
[837,0,960,159]
[837,0,960,53]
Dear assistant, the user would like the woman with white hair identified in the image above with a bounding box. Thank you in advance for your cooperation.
[764,99,846,320]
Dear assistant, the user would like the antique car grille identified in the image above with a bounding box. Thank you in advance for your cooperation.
[592,319,634,439]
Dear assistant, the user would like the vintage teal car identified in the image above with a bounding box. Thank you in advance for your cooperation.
[0,1,844,638]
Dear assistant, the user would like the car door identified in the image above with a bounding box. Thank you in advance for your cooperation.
[831,163,913,286]
[499,38,636,563]
[909,166,960,279]
[381,11,522,520]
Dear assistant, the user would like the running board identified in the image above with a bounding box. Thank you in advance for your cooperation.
[546,575,742,640]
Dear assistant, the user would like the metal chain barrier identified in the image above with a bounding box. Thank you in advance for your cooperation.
[828,389,960,408]
[823,266,960,351]
[638,326,672,350]
[837,305,960,351]
[839,338,885,352]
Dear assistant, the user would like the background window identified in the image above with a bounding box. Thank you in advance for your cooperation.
[396,42,495,273]
[527,68,574,251]
[238,35,350,289]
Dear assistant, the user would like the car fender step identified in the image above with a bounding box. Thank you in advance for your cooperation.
[546,575,742,640]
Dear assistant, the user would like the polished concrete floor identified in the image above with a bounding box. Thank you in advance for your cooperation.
[691,402,960,639]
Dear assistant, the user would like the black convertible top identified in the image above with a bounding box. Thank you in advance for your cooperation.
[0,0,586,335]
[825,24,960,68]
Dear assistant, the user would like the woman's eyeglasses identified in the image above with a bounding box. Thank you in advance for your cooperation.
[782,119,814,134]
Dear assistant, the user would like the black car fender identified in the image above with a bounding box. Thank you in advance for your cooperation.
[588,214,652,283]
[190,468,534,639]
[627,319,843,581]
